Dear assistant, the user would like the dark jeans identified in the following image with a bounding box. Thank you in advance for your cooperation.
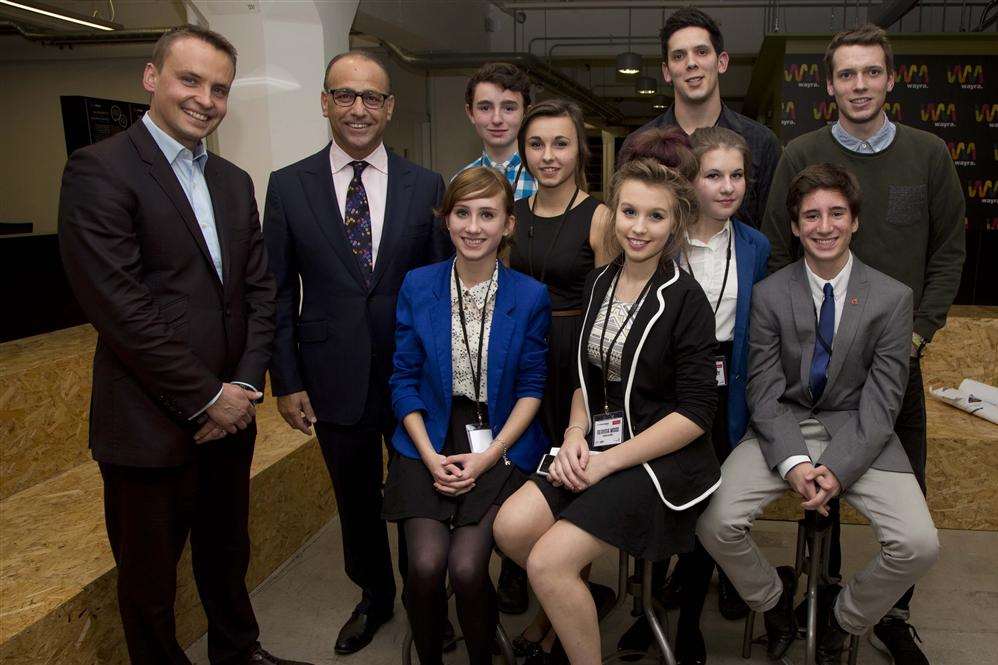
[828,356,926,612]
[100,429,259,665]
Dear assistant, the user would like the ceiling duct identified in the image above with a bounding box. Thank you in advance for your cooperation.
[378,39,623,125]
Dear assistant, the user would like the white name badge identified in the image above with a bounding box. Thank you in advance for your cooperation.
[593,411,625,448]
[466,425,494,454]
[715,357,728,387]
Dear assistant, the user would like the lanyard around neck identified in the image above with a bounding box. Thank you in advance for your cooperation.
[527,186,580,283]
[596,269,654,413]
[685,227,732,316]
[454,261,495,425]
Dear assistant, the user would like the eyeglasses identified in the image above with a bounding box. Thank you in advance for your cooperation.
[326,87,392,110]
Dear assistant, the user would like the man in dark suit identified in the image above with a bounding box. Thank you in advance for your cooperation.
[263,51,451,655]
[58,27,308,665]
[697,164,939,665]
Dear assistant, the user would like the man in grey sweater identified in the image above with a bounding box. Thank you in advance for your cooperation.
[761,25,963,665]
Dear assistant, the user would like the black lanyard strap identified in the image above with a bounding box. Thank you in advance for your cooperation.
[454,261,495,426]
[527,186,580,283]
[596,270,654,413]
[511,162,522,194]
[685,228,732,316]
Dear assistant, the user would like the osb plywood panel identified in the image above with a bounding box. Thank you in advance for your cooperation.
[0,406,334,663]
[0,326,97,499]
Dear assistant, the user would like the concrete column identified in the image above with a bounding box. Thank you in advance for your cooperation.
[188,0,359,200]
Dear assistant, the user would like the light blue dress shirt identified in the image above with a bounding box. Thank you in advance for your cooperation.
[141,113,224,281]
[141,113,255,417]
[831,112,897,154]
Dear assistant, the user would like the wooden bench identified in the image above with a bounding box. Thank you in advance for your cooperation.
[0,325,336,664]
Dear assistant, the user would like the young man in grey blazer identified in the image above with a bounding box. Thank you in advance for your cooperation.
[696,163,939,664]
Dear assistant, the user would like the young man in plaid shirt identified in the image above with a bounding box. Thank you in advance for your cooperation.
[458,62,536,201]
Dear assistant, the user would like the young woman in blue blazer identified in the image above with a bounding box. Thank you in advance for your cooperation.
[383,167,550,665]
[670,127,772,665]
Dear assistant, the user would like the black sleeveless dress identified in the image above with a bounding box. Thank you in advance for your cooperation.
[509,195,599,441]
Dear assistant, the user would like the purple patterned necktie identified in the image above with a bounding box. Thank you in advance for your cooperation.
[344,160,373,282]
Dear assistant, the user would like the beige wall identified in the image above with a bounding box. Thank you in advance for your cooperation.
[0,51,149,236]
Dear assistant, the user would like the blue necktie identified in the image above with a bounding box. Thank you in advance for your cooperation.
[344,160,373,282]
[809,283,835,402]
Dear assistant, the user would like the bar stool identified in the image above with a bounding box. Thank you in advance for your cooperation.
[602,551,677,665]
[399,581,516,665]
[741,510,860,664]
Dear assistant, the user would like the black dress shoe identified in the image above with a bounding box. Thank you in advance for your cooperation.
[497,558,530,614]
[816,595,849,665]
[763,566,797,660]
[247,646,314,664]
[334,610,392,655]
[717,570,749,620]
[616,616,652,660]
[870,616,929,665]
[675,627,707,665]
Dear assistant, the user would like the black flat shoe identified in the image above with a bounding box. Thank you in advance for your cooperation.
[616,616,652,661]
[334,609,392,655]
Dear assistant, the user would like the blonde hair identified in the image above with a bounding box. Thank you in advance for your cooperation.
[603,158,699,266]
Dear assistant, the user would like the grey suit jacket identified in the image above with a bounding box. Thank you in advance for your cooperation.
[745,256,913,490]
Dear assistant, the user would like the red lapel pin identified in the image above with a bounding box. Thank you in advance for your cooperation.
[850,297,859,305]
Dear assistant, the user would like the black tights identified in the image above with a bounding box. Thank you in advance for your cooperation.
[403,506,499,665]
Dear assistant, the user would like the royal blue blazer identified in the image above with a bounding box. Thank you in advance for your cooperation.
[389,259,551,472]
[727,219,771,447]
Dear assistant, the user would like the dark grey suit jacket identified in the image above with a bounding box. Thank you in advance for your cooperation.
[745,256,913,490]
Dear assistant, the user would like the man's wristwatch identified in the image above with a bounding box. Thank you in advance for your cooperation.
[912,332,927,358]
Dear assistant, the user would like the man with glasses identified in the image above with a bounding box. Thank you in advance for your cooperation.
[263,51,451,655]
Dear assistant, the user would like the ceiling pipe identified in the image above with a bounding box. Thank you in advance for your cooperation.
[378,39,624,125]
[0,20,169,44]
[496,1,886,9]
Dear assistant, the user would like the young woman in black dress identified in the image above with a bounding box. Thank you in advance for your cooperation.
[506,98,612,662]
[494,158,721,665]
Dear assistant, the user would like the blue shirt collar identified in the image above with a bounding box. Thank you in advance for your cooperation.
[479,150,522,172]
[142,112,208,165]
[831,112,896,154]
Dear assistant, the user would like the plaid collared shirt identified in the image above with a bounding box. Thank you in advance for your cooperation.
[456,151,537,201]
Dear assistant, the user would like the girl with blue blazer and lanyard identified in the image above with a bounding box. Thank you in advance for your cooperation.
[494,159,721,665]
[383,167,550,665]
[667,127,772,665]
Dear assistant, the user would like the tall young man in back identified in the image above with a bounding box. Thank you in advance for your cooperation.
[761,26,964,665]
[458,62,536,201]
[622,7,781,229]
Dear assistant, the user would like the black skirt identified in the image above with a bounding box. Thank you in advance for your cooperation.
[531,380,708,562]
[383,396,528,527]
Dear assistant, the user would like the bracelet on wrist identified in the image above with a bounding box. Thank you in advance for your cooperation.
[492,436,511,466]
[565,423,588,437]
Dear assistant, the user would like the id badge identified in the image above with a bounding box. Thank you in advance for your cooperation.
[714,356,728,387]
[593,411,625,448]
[465,424,494,454]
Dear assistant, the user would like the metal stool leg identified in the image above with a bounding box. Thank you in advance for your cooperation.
[805,524,824,665]
[740,610,755,658]
[641,559,677,665]
[495,622,516,665]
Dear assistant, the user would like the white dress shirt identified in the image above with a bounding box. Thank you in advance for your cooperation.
[329,140,389,265]
[683,221,738,342]
[777,252,854,478]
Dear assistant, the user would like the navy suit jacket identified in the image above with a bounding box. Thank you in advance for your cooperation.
[389,260,551,472]
[263,144,452,424]
[726,219,771,447]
